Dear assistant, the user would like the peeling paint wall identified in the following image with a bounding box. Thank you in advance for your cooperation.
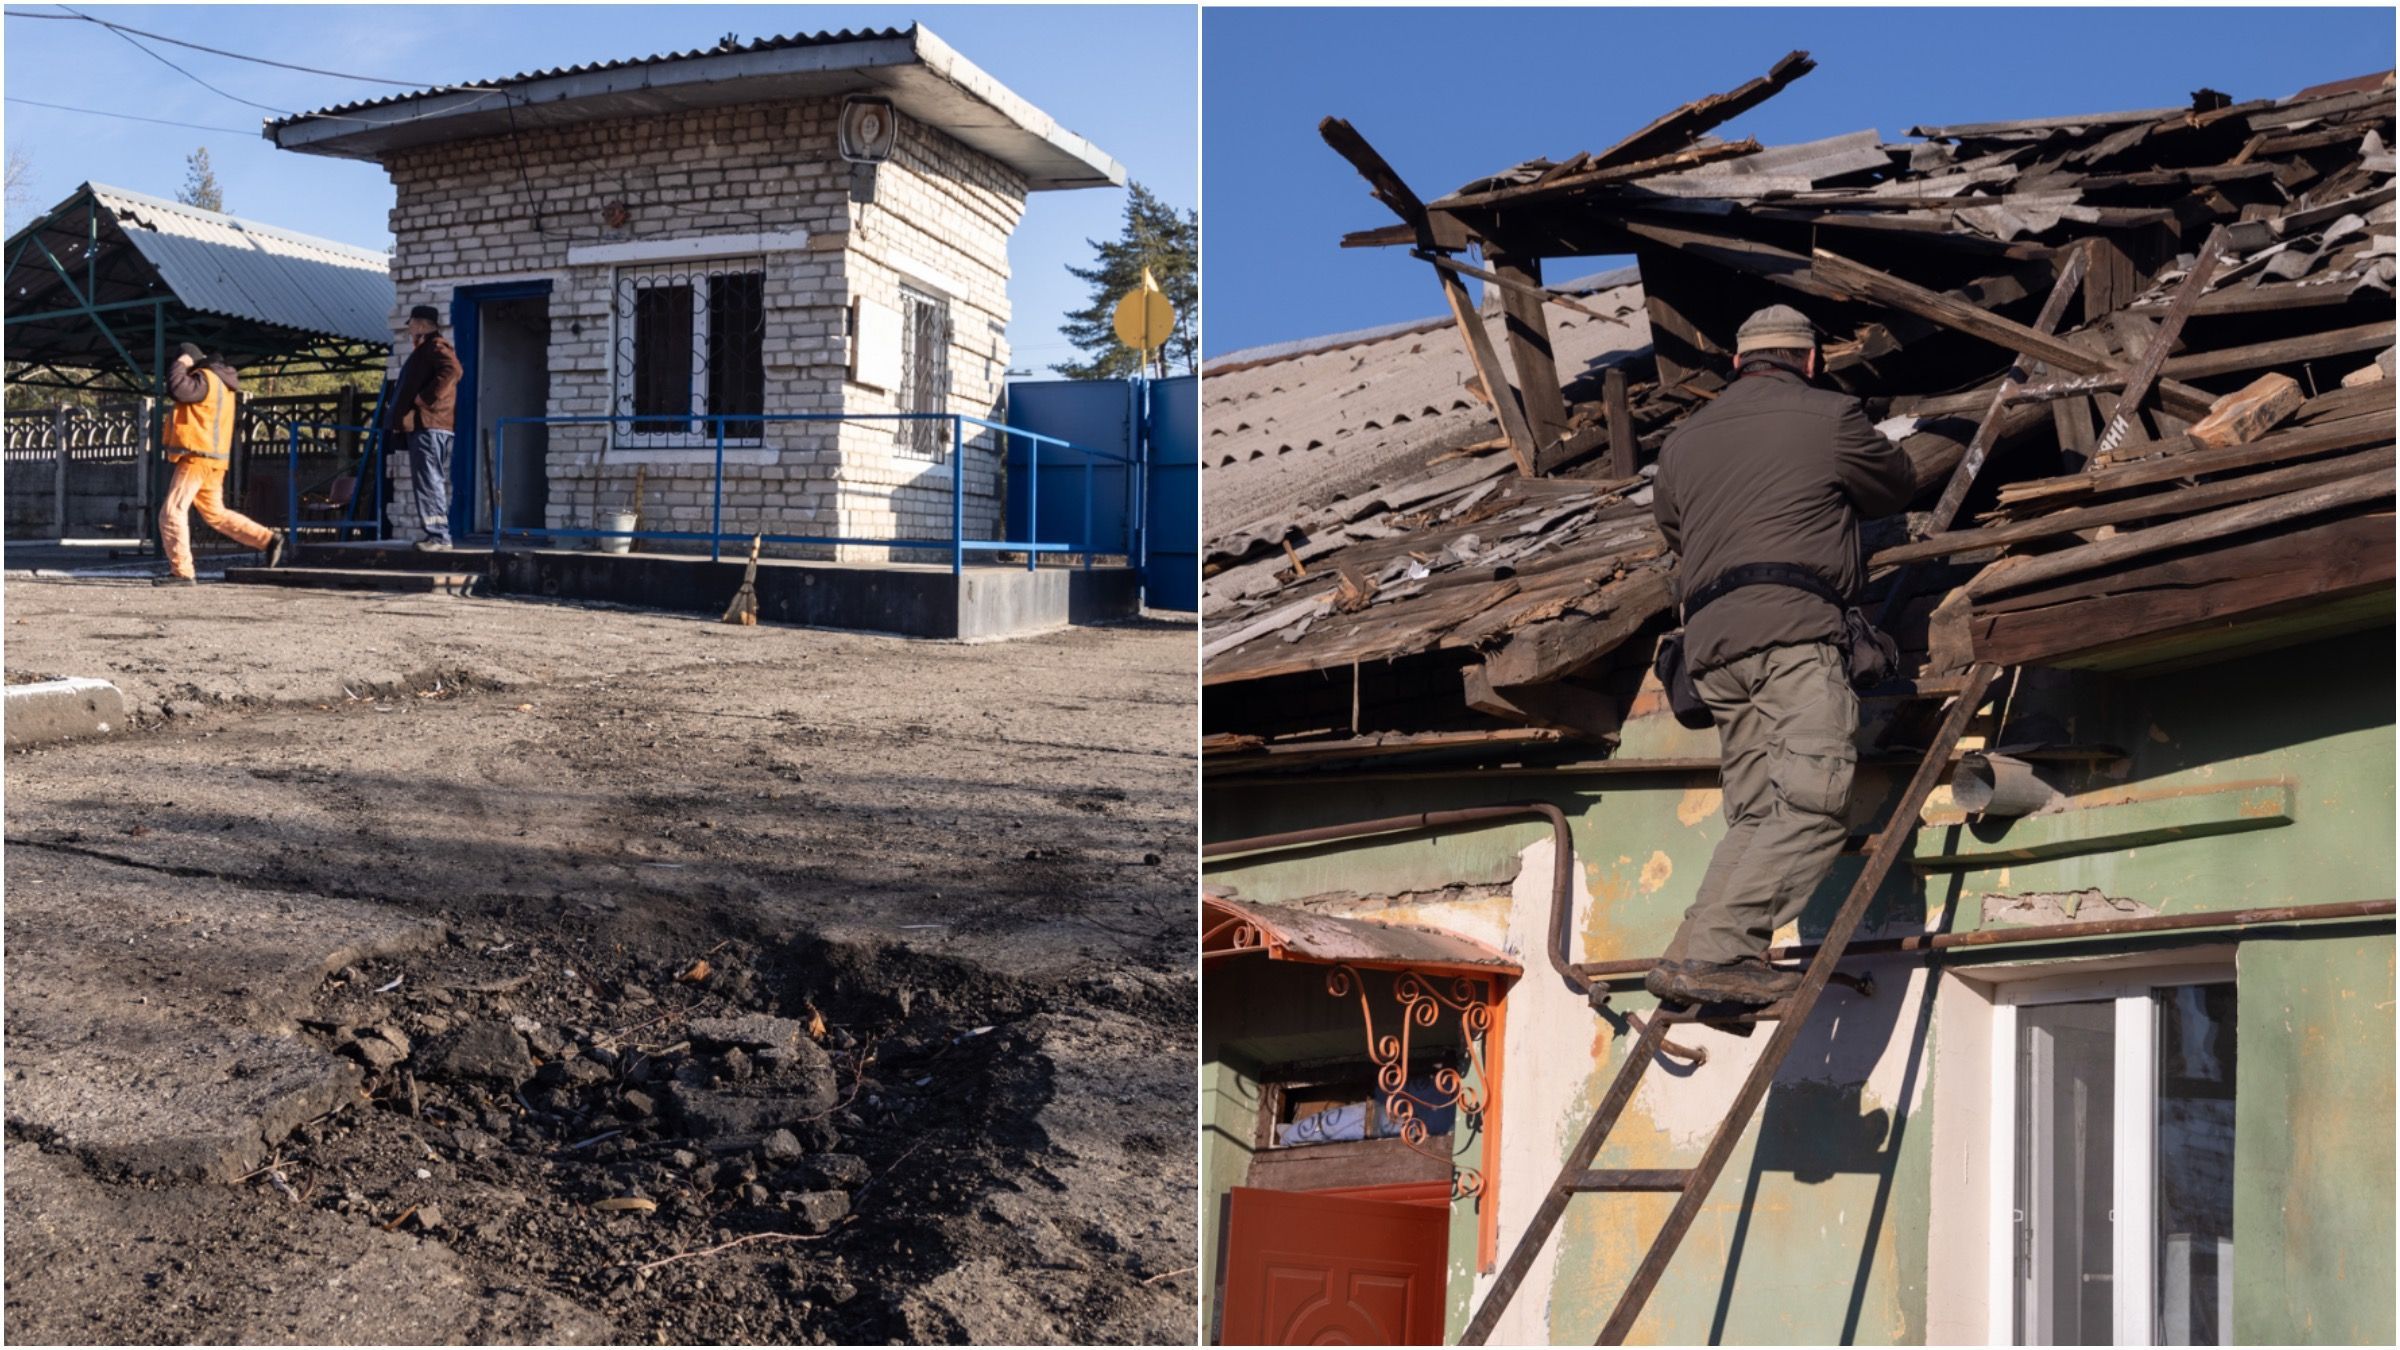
[1201,627,2395,1344]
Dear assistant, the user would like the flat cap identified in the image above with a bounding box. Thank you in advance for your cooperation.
[1736,304,1818,353]
[408,304,442,326]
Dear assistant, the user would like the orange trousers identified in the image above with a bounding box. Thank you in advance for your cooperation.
[159,458,275,579]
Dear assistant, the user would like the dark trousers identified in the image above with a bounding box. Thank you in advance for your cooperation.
[405,428,454,544]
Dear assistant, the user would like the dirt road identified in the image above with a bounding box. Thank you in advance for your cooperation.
[3,576,1197,1345]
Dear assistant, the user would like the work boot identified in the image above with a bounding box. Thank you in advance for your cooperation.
[153,575,198,587]
[1644,957,1803,1007]
[414,537,451,553]
[262,536,286,569]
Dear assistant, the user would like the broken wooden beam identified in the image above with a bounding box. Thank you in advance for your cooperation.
[1605,367,1637,481]
[1480,567,1676,686]
[1488,242,1574,455]
[1808,246,2219,420]
[1588,50,1817,170]
[2092,226,2229,461]
[1968,468,2395,600]
[1873,445,2396,567]
[1319,116,1542,476]
[1462,665,1624,742]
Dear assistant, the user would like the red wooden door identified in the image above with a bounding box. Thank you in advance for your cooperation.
[1221,1185,1448,1345]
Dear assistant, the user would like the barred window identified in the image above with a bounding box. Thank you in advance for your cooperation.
[895,283,952,459]
[614,257,765,447]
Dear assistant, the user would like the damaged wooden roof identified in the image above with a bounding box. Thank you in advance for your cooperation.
[1205,56,2394,762]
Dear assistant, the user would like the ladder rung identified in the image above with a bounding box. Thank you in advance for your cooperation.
[1655,1000,1788,1027]
[1568,1169,1691,1193]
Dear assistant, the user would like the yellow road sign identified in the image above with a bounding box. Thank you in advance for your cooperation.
[1112,266,1177,354]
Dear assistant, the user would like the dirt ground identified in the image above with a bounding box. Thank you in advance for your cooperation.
[2,575,1197,1345]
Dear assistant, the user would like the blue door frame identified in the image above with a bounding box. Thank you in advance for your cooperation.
[448,279,553,538]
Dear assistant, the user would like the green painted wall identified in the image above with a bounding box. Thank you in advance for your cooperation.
[2234,932,2396,1345]
[1203,628,2396,1344]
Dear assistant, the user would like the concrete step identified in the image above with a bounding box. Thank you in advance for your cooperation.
[293,542,496,573]
[224,567,478,595]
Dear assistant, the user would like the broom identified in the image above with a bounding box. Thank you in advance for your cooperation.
[721,532,763,625]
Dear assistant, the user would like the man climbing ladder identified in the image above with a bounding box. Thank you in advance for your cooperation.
[1644,305,1917,1006]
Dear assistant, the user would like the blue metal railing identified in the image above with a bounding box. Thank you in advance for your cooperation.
[283,412,1141,575]
[493,412,1139,575]
[282,421,388,545]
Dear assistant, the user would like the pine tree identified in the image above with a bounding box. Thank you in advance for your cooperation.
[178,147,222,212]
[1053,182,1196,379]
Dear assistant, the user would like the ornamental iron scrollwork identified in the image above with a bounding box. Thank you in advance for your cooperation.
[1324,963,1495,1201]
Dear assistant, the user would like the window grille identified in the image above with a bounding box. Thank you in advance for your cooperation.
[613,256,766,447]
[895,283,953,459]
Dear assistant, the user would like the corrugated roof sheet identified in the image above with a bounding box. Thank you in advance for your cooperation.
[1203,275,1651,536]
[90,183,392,345]
[271,27,912,125]
[263,25,1122,191]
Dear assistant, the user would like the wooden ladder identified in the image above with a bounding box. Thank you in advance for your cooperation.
[1461,661,2005,1345]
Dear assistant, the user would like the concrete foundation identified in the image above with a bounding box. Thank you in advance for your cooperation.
[489,548,1139,639]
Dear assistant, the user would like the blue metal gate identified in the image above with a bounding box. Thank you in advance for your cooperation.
[1141,375,1198,611]
[1004,374,1197,611]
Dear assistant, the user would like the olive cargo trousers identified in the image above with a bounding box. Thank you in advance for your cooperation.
[1668,641,1860,966]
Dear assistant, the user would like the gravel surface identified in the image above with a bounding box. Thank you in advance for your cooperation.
[4,576,1197,1345]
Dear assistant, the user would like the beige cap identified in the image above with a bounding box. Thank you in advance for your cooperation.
[1736,304,1818,354]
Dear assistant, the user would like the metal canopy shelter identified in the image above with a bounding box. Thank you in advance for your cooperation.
[4,181,392,395]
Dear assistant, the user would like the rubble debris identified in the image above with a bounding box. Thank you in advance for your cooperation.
[421,1020,537,1087]
[1204,59,2395,761]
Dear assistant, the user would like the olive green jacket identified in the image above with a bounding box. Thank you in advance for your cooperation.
[1652,366,1918,671]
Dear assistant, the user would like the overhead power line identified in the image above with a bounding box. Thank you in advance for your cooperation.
[4,95,256,135]
[5,6,503,91]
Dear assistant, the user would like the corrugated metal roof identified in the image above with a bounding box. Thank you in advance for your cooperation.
[1202,274,1651,535]
[264,25,1122,191]
[272,27,910,124]
[91,183,392,345]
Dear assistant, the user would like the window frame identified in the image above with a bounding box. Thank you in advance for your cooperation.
[893,281,953,461]
[1985,963,2237,1347]
[609,255,767,453]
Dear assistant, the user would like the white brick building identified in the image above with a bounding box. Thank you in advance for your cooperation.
[268,26,1121,560]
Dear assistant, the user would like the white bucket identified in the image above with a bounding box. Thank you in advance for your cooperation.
[596,509,638,554]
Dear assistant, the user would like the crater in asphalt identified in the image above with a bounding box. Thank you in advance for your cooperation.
[271,924,1115,1345]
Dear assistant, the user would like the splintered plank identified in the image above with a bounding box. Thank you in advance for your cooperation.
[1588,50,1817,170]
[1994,409,2396,510]
[1968,469,2395,600]
[1480,567,1676,687]
[1970,511,2395,670]
[1874,445,2396,566]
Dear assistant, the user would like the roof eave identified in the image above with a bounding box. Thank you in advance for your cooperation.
[264,27,1123,192]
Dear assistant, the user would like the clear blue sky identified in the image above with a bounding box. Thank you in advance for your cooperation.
[3,3,1196,371]
[1202,5,2396,357]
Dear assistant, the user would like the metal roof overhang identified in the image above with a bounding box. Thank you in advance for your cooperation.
[264,27,1124,191]
[4,183,389,386]
[1202,894,1522,980]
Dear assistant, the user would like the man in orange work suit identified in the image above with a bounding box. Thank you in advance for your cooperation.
[155,343,283,585]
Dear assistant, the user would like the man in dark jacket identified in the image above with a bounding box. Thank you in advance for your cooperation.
[387,303,462,550]
[1645,305,1918,1006]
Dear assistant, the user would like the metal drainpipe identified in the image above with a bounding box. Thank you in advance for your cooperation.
[1573,897,2397,981]
[1201,803,1588,996]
